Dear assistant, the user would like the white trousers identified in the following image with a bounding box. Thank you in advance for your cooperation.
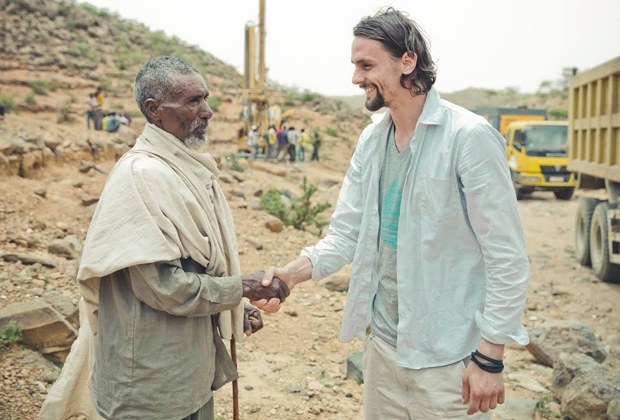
[362,335,493,420]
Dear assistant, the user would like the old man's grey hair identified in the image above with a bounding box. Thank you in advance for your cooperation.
[134,56,199,123]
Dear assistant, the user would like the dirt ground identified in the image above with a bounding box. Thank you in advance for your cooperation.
[1,126,620,419]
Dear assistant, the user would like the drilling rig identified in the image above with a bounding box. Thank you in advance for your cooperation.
[237,0,292,154]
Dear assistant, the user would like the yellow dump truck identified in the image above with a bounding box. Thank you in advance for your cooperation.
[570,55,620,283]
[504,120,576,200]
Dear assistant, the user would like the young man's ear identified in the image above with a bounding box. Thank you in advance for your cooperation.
[144,98,162,123]
[402,51,418,76]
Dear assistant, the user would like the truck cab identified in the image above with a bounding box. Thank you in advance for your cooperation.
[504,121,576,200]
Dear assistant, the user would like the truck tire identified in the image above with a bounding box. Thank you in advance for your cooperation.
[554,188,575,200]
[589,202,620,283]
[575,197,600,266]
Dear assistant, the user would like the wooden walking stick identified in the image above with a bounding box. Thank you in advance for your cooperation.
[230,336,239,420]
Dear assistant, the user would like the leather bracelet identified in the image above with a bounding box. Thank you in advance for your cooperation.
[470,351,504,373]
[474,349,503,364]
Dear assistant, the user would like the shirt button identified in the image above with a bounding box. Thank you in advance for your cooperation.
[373,209,377,215]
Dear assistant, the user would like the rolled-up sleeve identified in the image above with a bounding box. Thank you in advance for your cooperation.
[457,123,530,346]
[301,132,366,280]
[128,260,243,317]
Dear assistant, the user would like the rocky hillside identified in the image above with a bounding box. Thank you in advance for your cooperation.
[0,0,364,179]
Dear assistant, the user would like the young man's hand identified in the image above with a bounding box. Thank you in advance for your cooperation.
[462,339,505,414]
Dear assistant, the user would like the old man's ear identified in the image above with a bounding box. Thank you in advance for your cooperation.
[144,98,162,123]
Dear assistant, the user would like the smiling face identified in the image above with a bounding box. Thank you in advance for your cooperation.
[144,72,213,147]
[351,36,403,112]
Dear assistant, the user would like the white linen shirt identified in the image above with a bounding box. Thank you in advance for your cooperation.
[301,87,530,370]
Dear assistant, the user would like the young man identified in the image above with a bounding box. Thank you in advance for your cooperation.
[258,8,529,419]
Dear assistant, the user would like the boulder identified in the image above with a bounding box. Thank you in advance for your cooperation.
[493,397,538,420]
[265,216,284,233]
[42,294,79,327]
[115,125,138,147]
[219,173,234,184]
[0,300,77,362]
[346,352,363,382]
[319,273,350,292]
[552,352,603,400]
[244,236,263,251]
[231,189,246,199]
[526,322,606,367]
[48,238,77,259]
[0,252,57,267]
[561,370,620,420]
[63,234,83,253]
[608,399,620,420]
[80,195,100,206]
[249,200,263,211]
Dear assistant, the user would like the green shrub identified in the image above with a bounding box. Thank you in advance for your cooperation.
[207,95,222,112]
[25,90,36,105]
[300,90,320,103]
[68,42,93,58]
[548,108,568,121]
[0,321,21,348]
[0,95,16,113]
[260,178,331,230]
[57,100,75,123]
[98,77,114,93]
[325,126,339,137]
[78,2,118,19]
[27,79,59,95]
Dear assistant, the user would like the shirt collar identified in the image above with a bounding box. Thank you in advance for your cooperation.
[369,86,445,128]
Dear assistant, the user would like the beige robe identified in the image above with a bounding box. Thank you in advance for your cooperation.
[40,123,244,420]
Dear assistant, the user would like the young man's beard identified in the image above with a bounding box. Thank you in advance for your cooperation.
[365,88,386,112]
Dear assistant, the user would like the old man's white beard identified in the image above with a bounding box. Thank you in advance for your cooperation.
[184,120,210,150]
[184,133,209,150]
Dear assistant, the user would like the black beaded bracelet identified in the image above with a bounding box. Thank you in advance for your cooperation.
[471,350,504,373]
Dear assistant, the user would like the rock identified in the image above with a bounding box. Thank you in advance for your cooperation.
[319,179,339,188]
[286,385,302,393]
[18,350,61,384]
[42,294,78,327]
[507,373,548,393]
[63,234,83,253]
[80,195,100,206]
[561,370,620,420]
[526,322,606,367]
[244,385,254,391]
[0,300,77,360]
[608,399,620,420]
[493,397,537,420]
[253,189,263,197]
[0,252,56,268]
[249,200,263,211]
[319,273,350,292]
[231,189,246,199]
[35,188,47,198]
[219,173,234,184]
[308,381,324,391]
[78,160,95,173]
[115,125,137,146]
[232,173,245,183]
[280,194,292,209]
[346,352,363,382]
[265,216,284,233]
[48,239,77,260]
[245,236,263,251]
[552,352,603,400]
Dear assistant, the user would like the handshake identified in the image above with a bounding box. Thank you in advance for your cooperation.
[239,267,293,336]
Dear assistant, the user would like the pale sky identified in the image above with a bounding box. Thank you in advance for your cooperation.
[87,0,620,97]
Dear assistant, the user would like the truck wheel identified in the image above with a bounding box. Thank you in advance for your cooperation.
[589,202,620,283]
[575,197,600,266]
[554,188,575,200]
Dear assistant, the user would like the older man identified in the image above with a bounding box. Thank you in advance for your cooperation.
[41,57,290,420]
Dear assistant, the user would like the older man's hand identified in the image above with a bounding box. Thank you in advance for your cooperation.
[243,302,263,336]
[241,271,290,312]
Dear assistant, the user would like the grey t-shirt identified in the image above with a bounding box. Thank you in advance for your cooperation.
[371,123,412,348]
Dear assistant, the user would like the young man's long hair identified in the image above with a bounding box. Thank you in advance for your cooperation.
[353,8,437,96]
